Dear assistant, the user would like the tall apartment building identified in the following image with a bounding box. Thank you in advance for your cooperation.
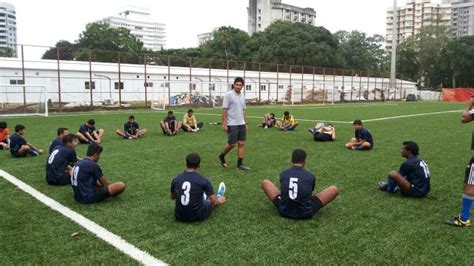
[449,0,474,37]
[248,0,316,35]
[386,0,451,49]
[0,2,16,55]
[99,6,166,51]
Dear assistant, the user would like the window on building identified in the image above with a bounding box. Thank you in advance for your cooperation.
[9,79,24,85]
[278,85,284,90]
[245,84,252,91]
[85,81,95,90]
[114,82,124,90]
[209,83,215,91]
[260,85,266,91]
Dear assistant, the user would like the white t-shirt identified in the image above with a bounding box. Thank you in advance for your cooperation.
[222,90,246,126]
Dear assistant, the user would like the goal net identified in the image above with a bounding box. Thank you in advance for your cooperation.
[0,84,48,117]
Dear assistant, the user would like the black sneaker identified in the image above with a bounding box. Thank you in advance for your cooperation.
[444,216,471,227]
[237,164,250,171]
[219,154,228,168]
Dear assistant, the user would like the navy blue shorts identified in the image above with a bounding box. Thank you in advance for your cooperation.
[272,195,323,219]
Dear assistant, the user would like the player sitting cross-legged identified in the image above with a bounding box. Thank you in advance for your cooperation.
[76,119,104,144]
[160,111,182,136]
[181,109,204,132]
[276,111,298,131]
[261,149,338,220]
[378,141,430,198]
[345,119,373,150]
[115,115,148,139]
[9,124,44,158]
[46,134,79,186]
[170,153,226,222]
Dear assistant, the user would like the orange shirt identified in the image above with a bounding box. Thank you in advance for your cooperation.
[0,128,10,141]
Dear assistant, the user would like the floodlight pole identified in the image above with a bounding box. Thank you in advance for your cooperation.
[390,0,398,94]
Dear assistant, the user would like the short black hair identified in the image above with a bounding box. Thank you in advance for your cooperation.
[57,127,68,136]
[129,115,135,120]
[353,119,362,126]
[403,141,419,156]
[87,119,95,126]
[234,77,244,84]
[188,109,193,113]
[291,149,307,164]
[0,122,6,130]
[168,111,173,115]
[284,111,290,116]
[327,123,333,127]
[62,134,78,144]
[270,113,275,117]
[15,124,25,133]
[87,143,103,157]
[186,153,201,169]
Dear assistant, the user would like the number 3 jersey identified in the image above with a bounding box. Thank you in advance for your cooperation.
[170,171,214,221]
[399,155,430,195]
[279,166,316,219]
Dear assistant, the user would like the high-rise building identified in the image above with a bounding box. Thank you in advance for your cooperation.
[0,2,16,56]
[99,6,166,51]
[450,0,474,37]
[248,0,316,35]
[197,32,213,46]
[386,0,451,49]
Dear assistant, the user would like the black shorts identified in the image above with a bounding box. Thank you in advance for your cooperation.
[91,185,110,203]
[401,185,428,198]
[464,157,474,185]
[47,172,71,186]
[176,200,213,222]
[11,151,27,158]
[79,132,97,144]
[227,125,247,145]
[356,143,373,150]
[272,195,323,219]
[314,132,333,142]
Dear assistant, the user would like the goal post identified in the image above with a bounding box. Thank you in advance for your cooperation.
[0,84,48,117]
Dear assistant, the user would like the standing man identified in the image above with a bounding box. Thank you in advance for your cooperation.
[218,77,250,170]
[445,97,474,227]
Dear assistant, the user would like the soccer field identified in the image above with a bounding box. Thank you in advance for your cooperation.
[1,101,473,264]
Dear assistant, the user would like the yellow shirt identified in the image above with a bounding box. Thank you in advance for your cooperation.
[183,114,197,127]
[282,115,296,126]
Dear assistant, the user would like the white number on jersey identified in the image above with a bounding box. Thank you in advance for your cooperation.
[47,149,59,164]
[181,181,191,206]
[71,166,79,186]
[289,177,298,200]
[420,161,430,178]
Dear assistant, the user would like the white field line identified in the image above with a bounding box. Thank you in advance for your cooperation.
[362,110,461,123]
[0,170,166,266]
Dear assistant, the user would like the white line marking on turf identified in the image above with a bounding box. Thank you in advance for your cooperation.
[362,110,461,122]
[0,170,166,266]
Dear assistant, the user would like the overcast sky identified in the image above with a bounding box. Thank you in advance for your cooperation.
[7,0,442,49]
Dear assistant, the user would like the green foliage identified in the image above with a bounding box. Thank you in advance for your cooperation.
[438,36,474,88]
[42,40,78,60]
[1,102,473,264]
[335,30,388,72]
[200,26,251,61]
[0,47,14,57]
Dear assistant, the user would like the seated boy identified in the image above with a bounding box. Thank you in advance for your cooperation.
[46,134,79,186]
[9,124,44,157]
[0,121,10,150]
[309,122,336,142]
[77,119,104,144]
[115,115,148,139]
[261,149,338,219]
[49,127,69,154]
[160,111,182,136]
[276,111,298,131]
[170,153,226,222]
[345,119,373,150]
[259,113,276,128]
[71,144,126,204]
[379,141,430,198]
[182,109,204,132]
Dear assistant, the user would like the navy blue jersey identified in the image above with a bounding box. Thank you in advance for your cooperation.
[49,137,64,154]
[9,134,27,156]
[46,146,77,183]
[71,158,103,204]
[278,166,316,218]
[79,124,95,135]
[124,122,139,135]
[170,171,214,221]
[164,116,176,124]
[399,155,430,195]
[355,128,373,145]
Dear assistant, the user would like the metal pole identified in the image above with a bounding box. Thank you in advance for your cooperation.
[21,45,26,106]
[56,47,62,111]
[359,72,362,101]
[332,68,336,105]
[390,0,398,94]
[168,56,171,106]
[243,61,246,96]
[189,57,192,103]
[118,52,122,107]
[301,65,304,103]
[208,59,212,106]
[88,49,93,108]
[342,70,345,103]
[350,70,354,102]
[226,59,229,85]
[144,54,148,108]
[258,63,261,102]
[312,67,315,102]
[276,64,279,103]
[323,68,326,104]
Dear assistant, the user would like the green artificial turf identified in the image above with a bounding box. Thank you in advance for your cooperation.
[1,101,473,264]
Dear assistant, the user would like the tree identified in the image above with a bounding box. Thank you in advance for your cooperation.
[75,23,146,63]
[438,36,474,88]
[396,38,419,82]
[42,40,78,60]
[0,47,14,57]
[334,30,387,72]
[200,26,251,61]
